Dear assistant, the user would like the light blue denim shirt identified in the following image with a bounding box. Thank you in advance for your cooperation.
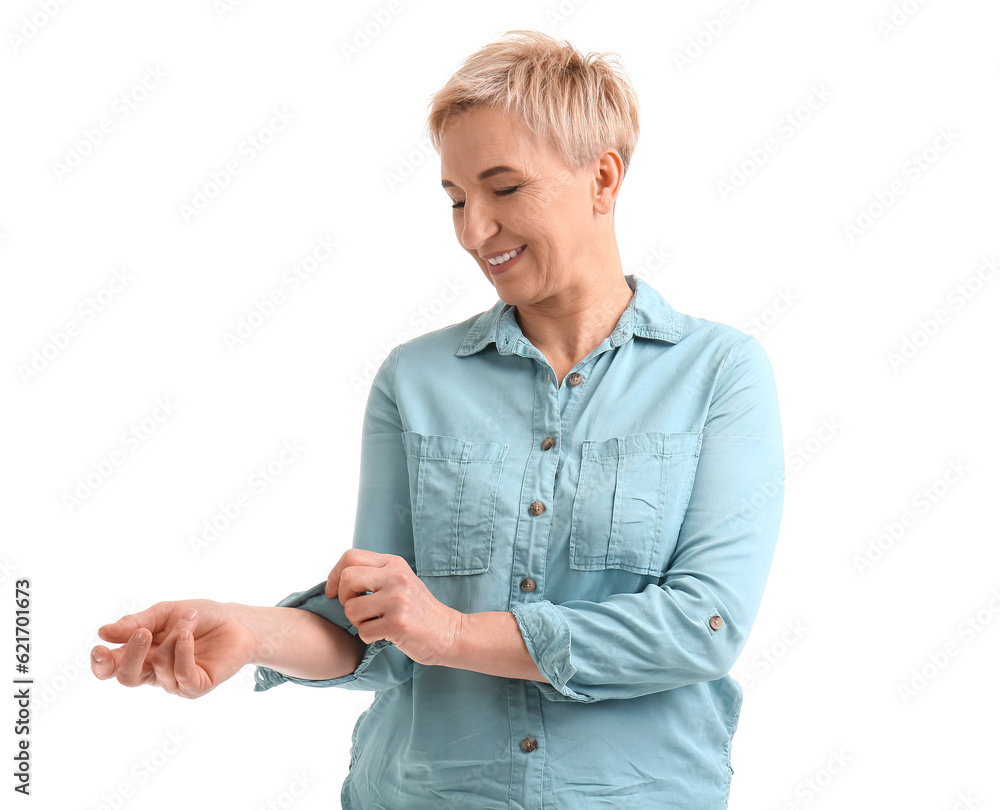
[254,274,784,809]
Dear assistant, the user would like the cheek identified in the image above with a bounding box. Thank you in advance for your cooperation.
[528,214,567,252]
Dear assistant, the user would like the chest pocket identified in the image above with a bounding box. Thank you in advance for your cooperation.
[570,430,702,577]
[401,431,508,576]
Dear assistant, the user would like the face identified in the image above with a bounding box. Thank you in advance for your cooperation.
[439,106,616,307]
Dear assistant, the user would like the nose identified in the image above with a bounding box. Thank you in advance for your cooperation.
[457,197,499,255]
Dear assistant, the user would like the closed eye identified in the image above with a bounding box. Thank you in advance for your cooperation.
[451,186,519,210]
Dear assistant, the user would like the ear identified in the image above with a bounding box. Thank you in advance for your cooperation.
[593,148,624,215]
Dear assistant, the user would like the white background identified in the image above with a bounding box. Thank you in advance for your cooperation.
[2,1,998,808]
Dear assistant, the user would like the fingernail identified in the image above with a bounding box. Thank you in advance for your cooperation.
[183,608,197,621]
[134,632,148,647]
[93,650,104,663]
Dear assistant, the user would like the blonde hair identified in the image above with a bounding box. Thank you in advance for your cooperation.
[426,30,640,176]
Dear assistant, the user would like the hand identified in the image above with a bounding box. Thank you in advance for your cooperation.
[91,600,257,699]
[325,550,463,667]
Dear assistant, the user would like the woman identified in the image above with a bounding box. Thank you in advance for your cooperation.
[92,30,784,809]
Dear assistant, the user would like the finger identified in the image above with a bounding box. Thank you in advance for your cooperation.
[351,612,388,645]
[116,628,152,687]
[173,610,203,696]
[338,567,388,604]
[324,566,340,599]
[151,607,199,693]
[91,645,121,680]
[326,550,388,597]
[98,602,171,644]
[343,591,383,627]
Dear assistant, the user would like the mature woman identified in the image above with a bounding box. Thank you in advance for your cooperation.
[92,30,784,809]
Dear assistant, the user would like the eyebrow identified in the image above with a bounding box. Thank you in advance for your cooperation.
[441,165,517,189]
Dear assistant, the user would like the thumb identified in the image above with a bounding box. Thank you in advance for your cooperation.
[97,601,173,643]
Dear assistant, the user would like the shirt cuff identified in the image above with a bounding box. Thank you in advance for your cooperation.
[510,600,595,703]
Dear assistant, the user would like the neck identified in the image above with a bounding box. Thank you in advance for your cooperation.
[513,270,634,364]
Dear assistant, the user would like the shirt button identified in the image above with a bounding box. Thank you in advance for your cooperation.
[520,737,538,753]
[540,437,555,451]
[529,501,545,516]
[568,372,583,386]
[709,615,724,631]
[520,578,536,593]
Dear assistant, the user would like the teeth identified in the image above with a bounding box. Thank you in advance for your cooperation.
[487,245,524,266]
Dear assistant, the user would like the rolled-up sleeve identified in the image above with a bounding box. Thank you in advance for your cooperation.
[512,335,784,702]
[254,346,415,693]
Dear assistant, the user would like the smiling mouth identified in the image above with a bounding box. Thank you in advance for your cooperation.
[486,245,526,266]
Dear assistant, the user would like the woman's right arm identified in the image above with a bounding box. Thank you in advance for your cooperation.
[91,599,366,699]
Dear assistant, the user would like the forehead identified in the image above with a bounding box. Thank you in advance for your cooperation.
[439,108,539,182]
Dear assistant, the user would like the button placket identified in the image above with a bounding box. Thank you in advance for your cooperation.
[510,365,562,618]
[509,357,568,803]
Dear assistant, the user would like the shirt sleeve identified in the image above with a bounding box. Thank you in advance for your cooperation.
[254,346,415,693]
[511,335,784,703]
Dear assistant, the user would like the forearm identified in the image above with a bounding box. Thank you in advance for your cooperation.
[438,611,548,682]
[235,603,366,681]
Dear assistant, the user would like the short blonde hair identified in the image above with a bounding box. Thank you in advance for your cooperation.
[426,30,640,176]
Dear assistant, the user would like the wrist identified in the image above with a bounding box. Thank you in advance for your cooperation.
[432,611,546,682]
[431,608,467,669]
[228,603,272,668]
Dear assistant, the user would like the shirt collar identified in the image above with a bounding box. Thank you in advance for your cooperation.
[455,274,684,358]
